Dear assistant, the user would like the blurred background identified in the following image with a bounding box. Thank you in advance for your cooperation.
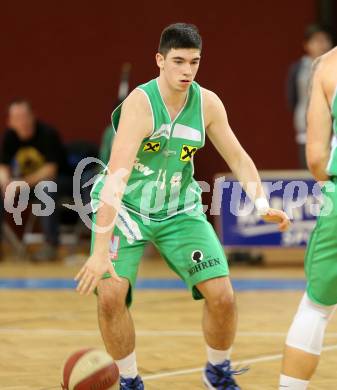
[2,0,335,176]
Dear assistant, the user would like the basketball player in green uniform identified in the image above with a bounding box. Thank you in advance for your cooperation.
[75,23,290,389]
[279,47,337,389]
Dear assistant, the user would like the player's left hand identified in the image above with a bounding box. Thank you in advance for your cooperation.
[75,253,121,296]
[261,208,291,232]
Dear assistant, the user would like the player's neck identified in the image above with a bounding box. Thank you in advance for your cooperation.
[157,76,188,109]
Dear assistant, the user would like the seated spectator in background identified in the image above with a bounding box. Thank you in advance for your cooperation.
[287,24,333,168]
[0,99,69,261]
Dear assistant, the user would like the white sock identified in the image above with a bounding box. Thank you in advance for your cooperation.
[279,374,309,389]
[115,351,138,379]
[206,345,232,365]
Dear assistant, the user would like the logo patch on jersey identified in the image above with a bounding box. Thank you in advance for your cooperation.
[109,235,120,260]
[180,145,198,161]
[150,124,170,140]
[133,158,154,176]
[143,141,161,152]
[170,173,182,187]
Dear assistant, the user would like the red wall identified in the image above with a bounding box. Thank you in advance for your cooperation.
[2,0,315,176]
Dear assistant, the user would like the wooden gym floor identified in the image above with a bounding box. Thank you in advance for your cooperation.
[1,252,337,390]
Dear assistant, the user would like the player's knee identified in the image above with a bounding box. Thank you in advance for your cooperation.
[99,291,124,315]
[286,292,336,355]
[97,280,128,317]
[98,293,126,318]
[205,289,235,313]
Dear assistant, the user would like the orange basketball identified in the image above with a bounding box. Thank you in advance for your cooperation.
[61,348,119,390]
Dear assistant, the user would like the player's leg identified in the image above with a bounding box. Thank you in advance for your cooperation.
[97,278,135,360]
[197,276,236,355]
[196,276,245,389]
[280,180,337,389]
[154,211,244,389]
[92,210,147,389]
[280,293,335,389]
[97,278,144,389]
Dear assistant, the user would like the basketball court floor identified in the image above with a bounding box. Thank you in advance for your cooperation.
[1,253,337,389]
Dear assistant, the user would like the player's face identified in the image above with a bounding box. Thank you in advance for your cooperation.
[8,103,35,140]
[157,48,201,91]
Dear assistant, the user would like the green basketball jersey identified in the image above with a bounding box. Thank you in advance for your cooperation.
[92,78,205,220]
[327,86,337,176]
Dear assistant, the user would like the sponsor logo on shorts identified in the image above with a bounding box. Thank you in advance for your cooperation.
[109,235,120,260]
[191,250,204,263]
[143,141,160,153]
[188,254,221,276]
[180,145,198,162]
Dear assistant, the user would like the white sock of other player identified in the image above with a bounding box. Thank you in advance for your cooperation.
[279,374,309,389]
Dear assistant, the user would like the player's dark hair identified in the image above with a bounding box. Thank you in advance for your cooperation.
[304,24,334,42]
[159,23,202,56]
[8,98,33,112]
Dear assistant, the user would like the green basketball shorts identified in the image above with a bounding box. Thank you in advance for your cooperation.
[91,208,229,306]
[305,177,337,305]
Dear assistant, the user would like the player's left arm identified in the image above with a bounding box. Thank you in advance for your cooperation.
[203,89,290,231]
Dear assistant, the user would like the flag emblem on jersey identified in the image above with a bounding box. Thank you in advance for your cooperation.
[180,145,198,161]
[143,142,161,152]
[109,235,120,260]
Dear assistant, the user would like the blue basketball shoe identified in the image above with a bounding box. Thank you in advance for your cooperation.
[120,375,144,389]
[203,360,248,389]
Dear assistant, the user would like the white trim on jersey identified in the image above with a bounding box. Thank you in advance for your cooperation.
[116,207,143,244]
[200,87,206,147]
[121,203,197,222]
[331,84,337,113]
[327,134,337,174]
[155,78,189,125]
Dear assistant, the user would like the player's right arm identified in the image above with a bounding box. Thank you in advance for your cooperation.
[75,89,152,295]
[306,56,333,181]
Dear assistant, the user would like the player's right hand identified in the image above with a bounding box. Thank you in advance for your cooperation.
[262,208,291,232]
[74,254,121,295]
